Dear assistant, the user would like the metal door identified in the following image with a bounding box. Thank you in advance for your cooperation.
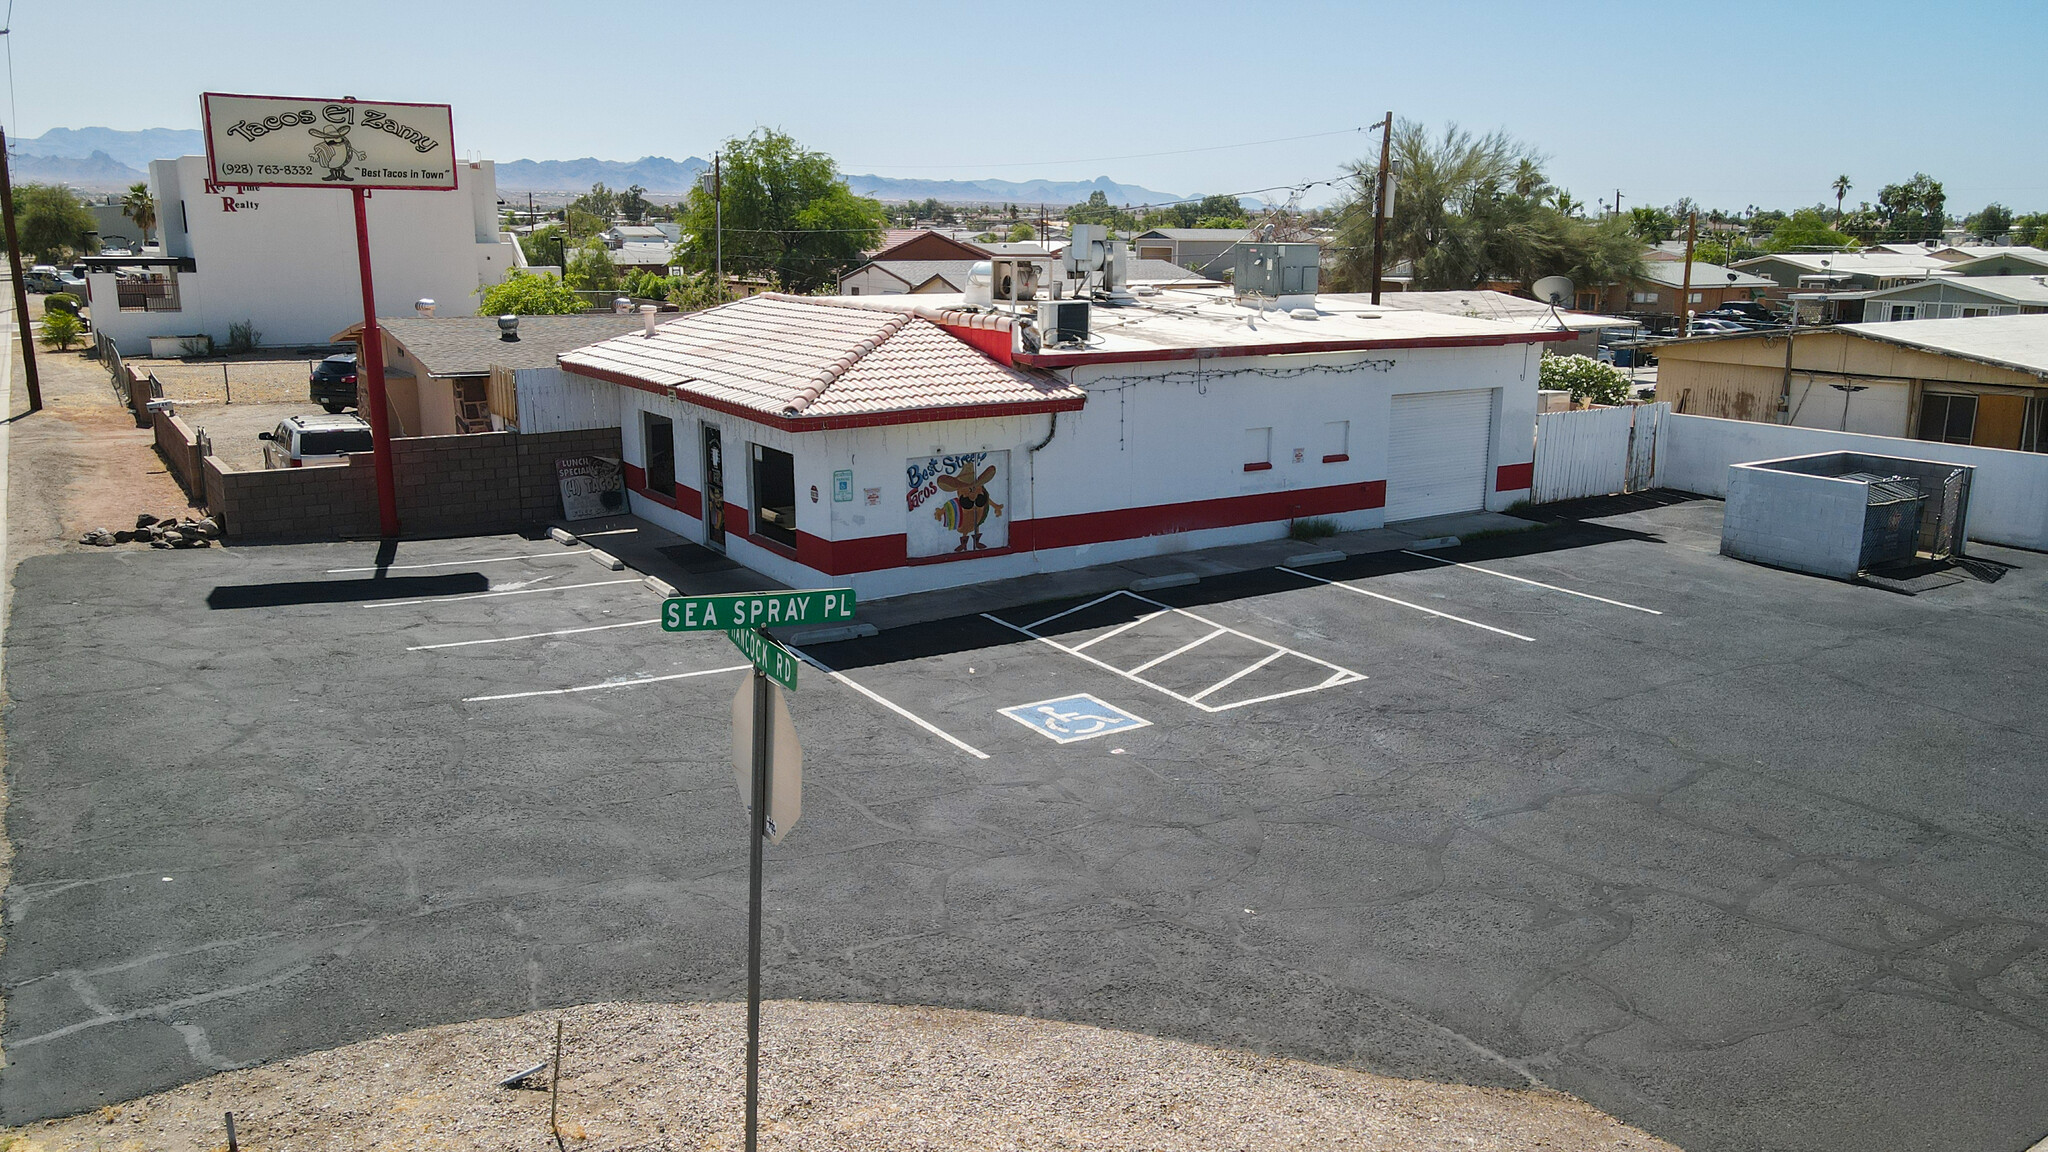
[702,424,726,551]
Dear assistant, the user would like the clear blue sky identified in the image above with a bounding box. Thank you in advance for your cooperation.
[12,0,2045,213]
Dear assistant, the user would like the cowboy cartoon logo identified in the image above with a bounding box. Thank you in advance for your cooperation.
[905,451,1009,557]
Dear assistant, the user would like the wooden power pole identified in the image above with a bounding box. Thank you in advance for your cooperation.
[0,128,44,413]
[1368,110,1394,305]
[1678,212,1698,337]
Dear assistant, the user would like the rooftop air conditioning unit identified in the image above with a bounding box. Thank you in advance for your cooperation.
[1064,224,1109,280]
[1234,243,1320,308]
[1037,299,1090,347]
[991,257,1040,303]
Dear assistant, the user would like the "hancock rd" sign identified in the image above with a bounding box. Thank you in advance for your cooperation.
[200,93,457,191]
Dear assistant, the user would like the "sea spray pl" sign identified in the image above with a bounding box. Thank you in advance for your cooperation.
[201,93,457,190]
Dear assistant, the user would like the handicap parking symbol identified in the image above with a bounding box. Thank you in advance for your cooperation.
[1000,693,1152,744]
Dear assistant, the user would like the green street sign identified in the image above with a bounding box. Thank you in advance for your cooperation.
[727,627,799,691]
[662,589,857,633]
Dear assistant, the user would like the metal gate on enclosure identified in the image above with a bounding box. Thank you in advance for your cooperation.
[1532,402,1669,503]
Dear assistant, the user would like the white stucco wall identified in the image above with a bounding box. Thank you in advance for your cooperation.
[600,339,1540,600]
[90,155,520,354]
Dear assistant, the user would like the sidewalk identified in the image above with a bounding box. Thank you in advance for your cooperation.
[553,507,1543,635]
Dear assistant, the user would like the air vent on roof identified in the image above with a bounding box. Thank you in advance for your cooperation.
[1234,243,1319,310]
[498,315,520,342]
[1037,300,1090,348]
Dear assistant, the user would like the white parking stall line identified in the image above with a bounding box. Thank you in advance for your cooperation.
[1024,592,1126,632]
[986,592,1366,714]
[464,663,750,702]
[362,578,642,609]
[575,528,640,537]
[326,551,590,573]
[408,618,662,651]
[1126,627,1228,675]
[1398,550,1664,615]
[786,644,990,760]
[1069,610,1167,652]
[1188,649,1286,702]
[1278,567,1537,642]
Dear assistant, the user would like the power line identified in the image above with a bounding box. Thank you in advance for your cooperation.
[848,124,1381,172]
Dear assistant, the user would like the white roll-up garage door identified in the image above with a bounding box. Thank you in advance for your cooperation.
[1385,389,1493,522]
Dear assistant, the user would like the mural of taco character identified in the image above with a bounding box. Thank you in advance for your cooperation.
[934,460,1004,551]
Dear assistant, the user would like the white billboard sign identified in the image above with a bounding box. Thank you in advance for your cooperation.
[201,92,457,190]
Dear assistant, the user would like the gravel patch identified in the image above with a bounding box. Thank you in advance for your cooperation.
[132,355,337,406]
[4,1001,1678,1151]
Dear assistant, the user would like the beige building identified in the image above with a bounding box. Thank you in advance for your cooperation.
[1655,314,2048,450]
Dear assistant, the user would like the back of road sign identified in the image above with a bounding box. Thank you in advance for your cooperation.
[730,679,802,843]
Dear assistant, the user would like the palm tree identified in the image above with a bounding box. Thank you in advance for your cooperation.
[121,182,156,244]
[1831,175,1851,228]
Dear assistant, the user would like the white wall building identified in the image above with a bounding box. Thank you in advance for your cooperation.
[87,154,524,354]
[543,290,1563,601]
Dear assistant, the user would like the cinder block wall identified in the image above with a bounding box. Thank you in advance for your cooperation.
[152,410,206,500]
[206,428,624,542]
[1721,464,1867,579]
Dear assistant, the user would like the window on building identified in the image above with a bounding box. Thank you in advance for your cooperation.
[1631,291,1657,305]
[2021,397,2048,453]
[117,270,181,312]
[1575,291,1599,311]
[751,443,797,548]
[848,286,860,295]
[1243,426,1272,471]
[1960,306,1990,318]
[642,412,676,496]
[1889,305,1918,321]
[1322,419,1349,463]
[1916,393,1977,445]
[1687,291,1703,304]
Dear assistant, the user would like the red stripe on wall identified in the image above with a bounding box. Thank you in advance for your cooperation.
[792,479,1387,576]
[1495,461,1533,492]
[623,462,703,517]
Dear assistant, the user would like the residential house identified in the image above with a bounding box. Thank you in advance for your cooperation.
[1596,260,1775,328]
[1856,276,2048,323]
[1350,289,1641,358]
[1944,249,2048,278]
[362,313,645,437]
[85,155,525,354]
[1130,228,1253,278]
[546,285,1566,601]
[1732,251,1953,295]
[1653,314,2048,449]
[601,224,676,248]
[607,242,674,277]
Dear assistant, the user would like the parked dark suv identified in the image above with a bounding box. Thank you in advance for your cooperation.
[1700,301,1782,327]
[309,354,359,413]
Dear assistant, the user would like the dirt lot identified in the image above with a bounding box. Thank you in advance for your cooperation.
[3,1001,1676,1152]
[132,352,344,407]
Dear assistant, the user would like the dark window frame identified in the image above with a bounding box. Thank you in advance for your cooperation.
[750,442,798,549]
[642,411,676,497]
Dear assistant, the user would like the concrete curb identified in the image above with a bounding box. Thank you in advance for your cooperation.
[548,527,577,545]
[643,576,679,597]
[1284,549,1347,567]
[1130,573,1198,592]
[1408,535,1461,550]
[787,623,877,646]
[589,549,625,571]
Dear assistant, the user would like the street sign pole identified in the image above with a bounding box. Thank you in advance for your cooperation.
[743,653,770,1152]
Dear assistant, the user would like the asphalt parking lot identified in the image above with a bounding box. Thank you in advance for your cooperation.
[4,498,2045,1152]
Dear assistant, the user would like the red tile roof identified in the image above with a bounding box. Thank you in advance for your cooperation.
[557,294,1085,431]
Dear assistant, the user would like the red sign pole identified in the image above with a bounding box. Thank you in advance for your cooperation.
[351,186,400,537]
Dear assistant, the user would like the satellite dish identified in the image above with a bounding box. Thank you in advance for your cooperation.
[1532,275,1574,307]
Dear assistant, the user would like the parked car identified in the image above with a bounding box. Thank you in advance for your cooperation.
[1685,318,1750,336]
[309,354,360,413]
[1701,301,1781,326]
[260,413,373,469]
[22,266,63,293]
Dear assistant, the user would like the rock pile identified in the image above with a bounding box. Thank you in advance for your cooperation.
[80,513,221,549]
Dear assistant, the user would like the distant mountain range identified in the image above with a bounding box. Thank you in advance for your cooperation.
[14,128,1185,206]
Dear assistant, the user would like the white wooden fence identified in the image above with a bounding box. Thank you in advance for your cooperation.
[1531,402,1669,503]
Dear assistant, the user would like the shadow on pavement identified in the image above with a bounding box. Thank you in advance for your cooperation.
[205,572,489,609]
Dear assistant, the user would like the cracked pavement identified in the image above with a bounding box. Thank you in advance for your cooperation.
[3,498,2045,1151]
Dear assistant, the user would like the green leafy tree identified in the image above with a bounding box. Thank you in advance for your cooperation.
[519,224,566,267]
[1876,173,1946,241]
[620,184,650,224]
[674,129,886,293]
[1965,203,2013,240]
[1329,120,1642,293]
[1831,175,1852,226]
[1069,190,1138,232]
[37,308,83,350]
[477,270,586,315]
[14,183,94,261]
[122,182,157,243]
[565,242,621,291]
[668,270,731,313]
[1006,222,1035,242]
[570,183,619,224]
[1628,206,1675,243]
[1762,208,1856,252]
[1540,353,1629,405]
[623,269,678,300]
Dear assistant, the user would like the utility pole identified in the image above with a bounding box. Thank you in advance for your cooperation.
[1367,110,1394,305]
[0,128,45,413]
[1678,211,1698,338]
[713,152,724,296]
[1614,188,1622,218]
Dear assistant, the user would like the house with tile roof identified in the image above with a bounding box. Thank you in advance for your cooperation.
[538,286,1569,599]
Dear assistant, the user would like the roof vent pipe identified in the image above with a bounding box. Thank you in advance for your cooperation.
[614,296,632,314]
[498,314,520,342]
[640,304,658,337]
[414,298,436,317]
